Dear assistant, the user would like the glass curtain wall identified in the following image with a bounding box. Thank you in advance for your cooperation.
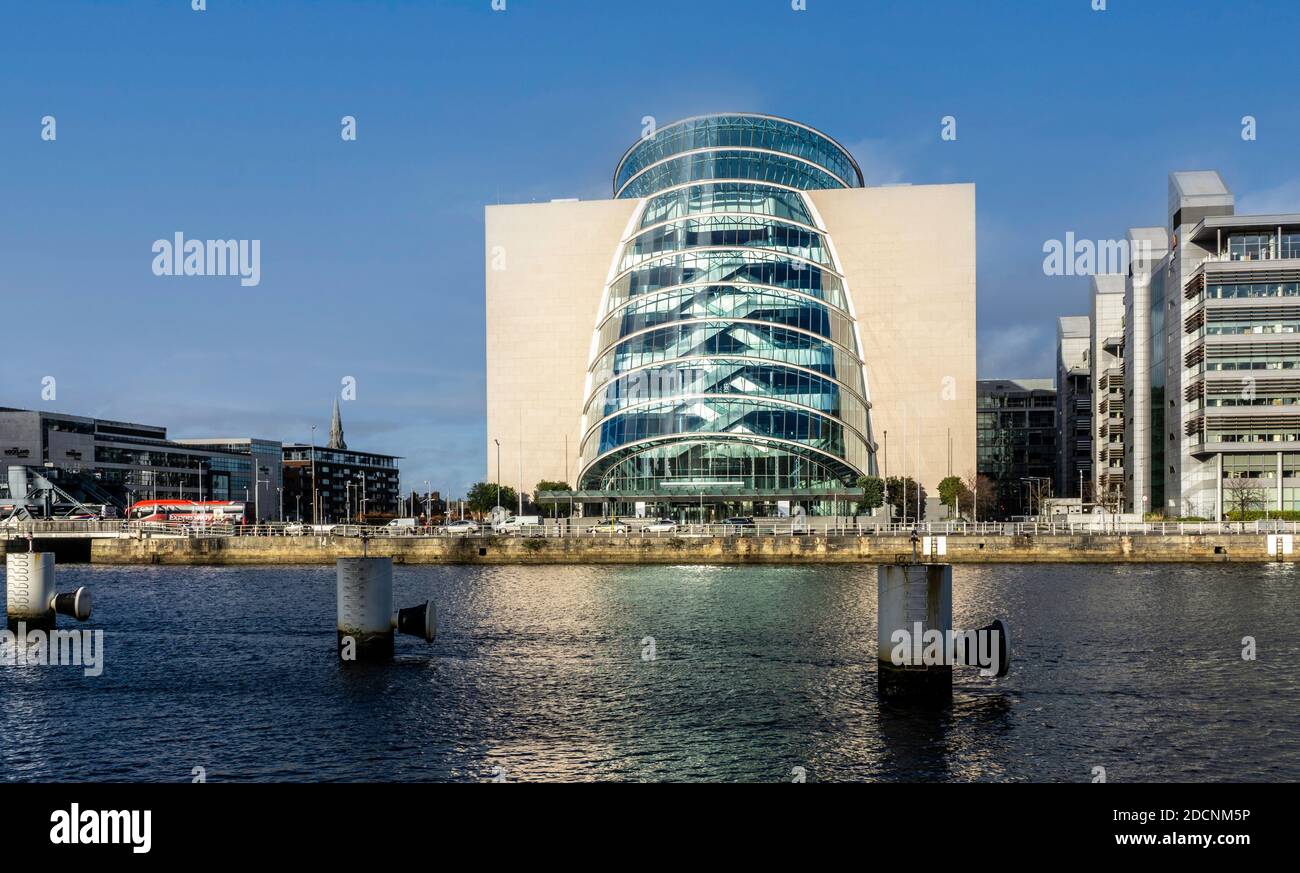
[579,115,875,515]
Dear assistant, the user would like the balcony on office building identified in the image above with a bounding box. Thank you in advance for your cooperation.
[1184,216,1300,302]
[1096,365,1125,404]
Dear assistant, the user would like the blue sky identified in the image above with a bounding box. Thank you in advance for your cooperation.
[3,0,1298,496]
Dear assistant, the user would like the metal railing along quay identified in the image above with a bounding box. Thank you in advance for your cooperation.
[7,518,1300,541]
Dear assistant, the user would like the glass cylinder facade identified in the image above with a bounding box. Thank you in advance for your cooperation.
[579,114,876,498]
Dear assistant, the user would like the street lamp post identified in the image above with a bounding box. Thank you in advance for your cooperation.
[883,429,888,522]
[310,424,318,527]
[252,464,267,523]
[1021,476,1053,521]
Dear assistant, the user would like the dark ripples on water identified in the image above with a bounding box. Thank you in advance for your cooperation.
[2,562,1296,782]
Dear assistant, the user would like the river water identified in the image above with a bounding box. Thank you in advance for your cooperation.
[1,562,1296,782]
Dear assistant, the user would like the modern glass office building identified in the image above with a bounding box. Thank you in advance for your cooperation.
[0,406,261,515]
[485,114,976,521]
[576,115,877,513]
[977,379,1057,518]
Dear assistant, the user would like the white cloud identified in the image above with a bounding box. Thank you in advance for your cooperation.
[1237,179,1300,215]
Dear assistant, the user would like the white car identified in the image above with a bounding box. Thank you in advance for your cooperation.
[492,516,535,533]
[641,519,678,533]
[587,520,629,534]
[286,523,335,535]
[442,520,480,534]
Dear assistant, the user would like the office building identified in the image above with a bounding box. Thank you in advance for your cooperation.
[171,438,284,522]
[0,406,254,510]
[485,113,976,518]
[1122,227,1170,516]
[1055,316,1092,499]
[1091,275,1126,509]
[281,401,401,523]
[976,378,1057,518]
[1124,171,1300,518]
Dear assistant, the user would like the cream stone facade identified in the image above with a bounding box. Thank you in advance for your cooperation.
[484,198,638,493]
[807,184,977,492]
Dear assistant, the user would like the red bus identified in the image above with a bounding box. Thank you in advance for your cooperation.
[128,500,250,526]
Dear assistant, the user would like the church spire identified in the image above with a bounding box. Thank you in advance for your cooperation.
[328,398,347,450]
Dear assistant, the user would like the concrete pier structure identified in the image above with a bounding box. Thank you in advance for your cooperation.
[5,552,92,632]
[877,563,953,698]
[335,556,436,662]
[336,557,397,660]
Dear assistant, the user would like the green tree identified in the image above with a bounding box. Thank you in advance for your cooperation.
[857,475,885,514]
[885,476,927,522]
[937,475,970,518]
[534,480,571,518]
[466,481,518,515]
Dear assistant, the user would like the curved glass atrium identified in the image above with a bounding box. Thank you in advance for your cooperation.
[578,114,876,510]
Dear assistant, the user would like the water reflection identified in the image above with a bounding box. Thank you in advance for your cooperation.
[0,562,1295,781]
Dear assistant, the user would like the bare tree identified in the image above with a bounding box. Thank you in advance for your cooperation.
[1224,476,1266,519]
[1099,480,1125,514]
[961,470,997,521]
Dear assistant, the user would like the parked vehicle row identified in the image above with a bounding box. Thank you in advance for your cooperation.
[284,523,338,535]
[68,515,814,538]
[582,517,766,535]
